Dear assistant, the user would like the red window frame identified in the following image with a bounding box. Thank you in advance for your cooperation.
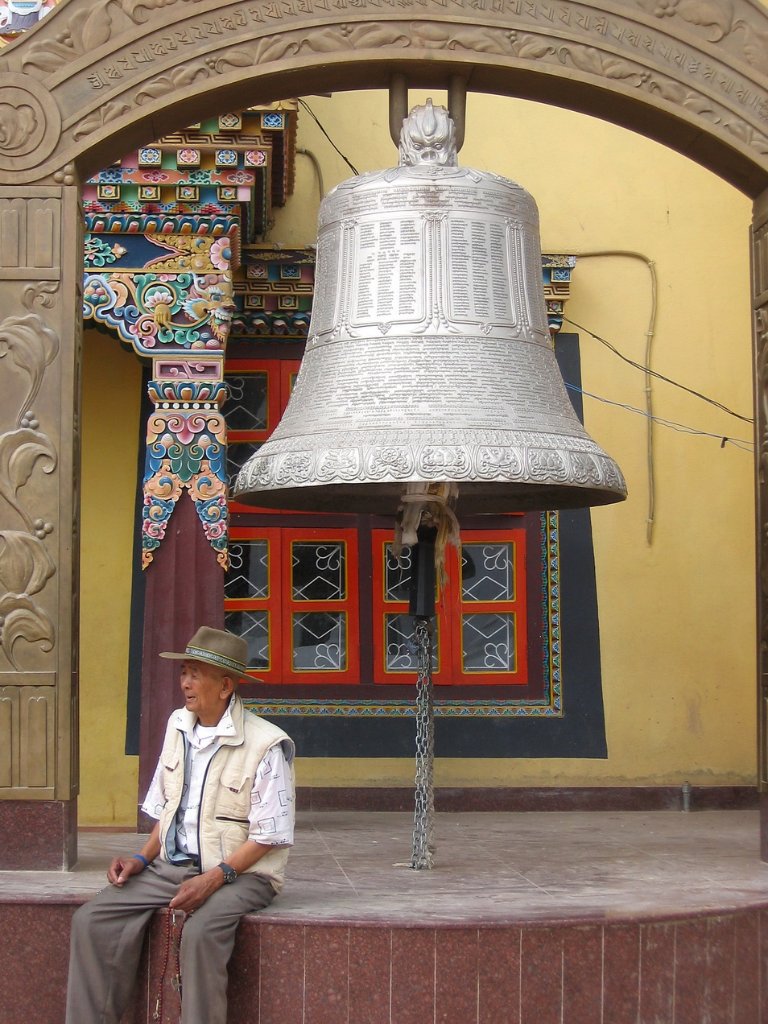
[452,529,528,685]
[371,531,450,686]
[371,528,528,686]
[225,358,301,514]
[282,528,360,683]
[224,527,283,683]
[226,526,360,684]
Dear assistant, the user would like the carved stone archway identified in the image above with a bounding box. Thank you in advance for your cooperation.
[1,0,767,867]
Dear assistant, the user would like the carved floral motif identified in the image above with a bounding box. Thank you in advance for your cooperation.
[0,311,59,669]
[0,312,59,422]
[58,10,768,169]
[0,99,36,151]
[636,0,735,41]
[17,0,207,73]
[4,0,767,77]
[505,31,768,155]
[83,270,234,354]
[0,74,61,170]
[0,529,55,668]
[632,0,768,72]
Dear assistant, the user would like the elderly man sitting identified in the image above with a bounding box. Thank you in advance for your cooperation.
[66,626,295,1024]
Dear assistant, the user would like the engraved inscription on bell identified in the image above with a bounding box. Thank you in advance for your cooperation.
[309,171,547,348]
[235,102,626,515]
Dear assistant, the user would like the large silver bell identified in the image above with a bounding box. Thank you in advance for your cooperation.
[235,101,626,515]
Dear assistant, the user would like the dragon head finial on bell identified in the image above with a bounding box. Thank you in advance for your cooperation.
[399,99,457,167]
[234,101,626,518]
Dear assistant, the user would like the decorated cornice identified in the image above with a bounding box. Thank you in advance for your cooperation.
[542,254,576,337]
[83,212,239,234]
[83,267,235,353]
[232,243,315,340]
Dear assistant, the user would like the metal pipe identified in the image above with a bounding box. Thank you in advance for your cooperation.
[389,74,408,147]
[391,74,466,152]
[448,75,467,152]
[681,781,692,812]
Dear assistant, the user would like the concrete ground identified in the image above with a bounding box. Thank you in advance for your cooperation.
[2,808,767,924]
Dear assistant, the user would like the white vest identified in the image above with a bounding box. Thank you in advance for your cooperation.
[156,697,295,893]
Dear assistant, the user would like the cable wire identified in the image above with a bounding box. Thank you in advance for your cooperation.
[567,251,658,544]
[564,315,753,425]
[565,382,754,453]
[297,99,360,177]
[296,147,324,200]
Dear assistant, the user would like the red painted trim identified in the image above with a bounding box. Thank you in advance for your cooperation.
[225,526,282,682]
[449,529,529,685]
[281,528,360,684]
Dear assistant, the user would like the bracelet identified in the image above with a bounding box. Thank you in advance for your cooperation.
[132,853,150,868]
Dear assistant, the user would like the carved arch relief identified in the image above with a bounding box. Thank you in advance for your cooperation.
[0,0,766,189]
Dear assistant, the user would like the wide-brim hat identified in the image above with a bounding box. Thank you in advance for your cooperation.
[159,626,259,682]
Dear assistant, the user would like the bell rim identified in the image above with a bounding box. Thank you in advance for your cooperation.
[232,477,627,515]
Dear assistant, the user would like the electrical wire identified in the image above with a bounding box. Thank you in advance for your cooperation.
[565,382,754,453]
[564,315,753,425]
[296,147,324,200]
[297,99,360,177]
[566,251,658,543]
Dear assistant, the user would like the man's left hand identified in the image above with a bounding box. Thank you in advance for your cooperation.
[168,869,225,913]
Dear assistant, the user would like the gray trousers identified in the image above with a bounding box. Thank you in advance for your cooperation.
[65,860,274,1024]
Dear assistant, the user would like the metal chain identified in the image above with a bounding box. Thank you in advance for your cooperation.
[411,615,435,869]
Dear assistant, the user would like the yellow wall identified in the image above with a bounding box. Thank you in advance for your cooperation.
[79,329,141,824]
[79,90,756,823]
[273,91,756,791]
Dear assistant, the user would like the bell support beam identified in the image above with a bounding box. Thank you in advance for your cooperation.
[389,76,466,153]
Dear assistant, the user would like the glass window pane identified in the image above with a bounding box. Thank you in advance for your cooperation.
[292,612,345,671]
[225,373,269,432]
[225,541,269,600]
[384,545,412,602]
[292,543,345,601]
[224,610,270,671]
[461,543,515,602]
[385,613,438,672]
[462,613,515,672]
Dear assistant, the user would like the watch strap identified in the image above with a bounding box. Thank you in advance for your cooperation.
[218,861,237,883]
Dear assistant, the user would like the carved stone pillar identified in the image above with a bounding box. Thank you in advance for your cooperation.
[0,181,82,869]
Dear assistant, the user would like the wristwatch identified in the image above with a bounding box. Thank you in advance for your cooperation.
[218,861,237,884]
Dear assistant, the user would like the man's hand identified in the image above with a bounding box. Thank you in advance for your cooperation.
[107,855,146,887]
[168,869,225,913]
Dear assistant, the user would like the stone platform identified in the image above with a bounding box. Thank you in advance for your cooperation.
[2,809,768,1023]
